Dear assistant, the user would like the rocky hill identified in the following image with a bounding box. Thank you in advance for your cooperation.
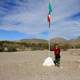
[20,39,48,43]
[50,37,68,44]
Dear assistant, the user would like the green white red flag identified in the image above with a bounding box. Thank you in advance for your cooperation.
[47,2,52,28]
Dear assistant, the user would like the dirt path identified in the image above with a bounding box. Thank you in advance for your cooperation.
[0,50,80,80]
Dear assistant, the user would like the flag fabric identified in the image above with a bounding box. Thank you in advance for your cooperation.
[48,2,52,14]
[47,2,52,28]
[48,14,51,23]
[48,14,51,27]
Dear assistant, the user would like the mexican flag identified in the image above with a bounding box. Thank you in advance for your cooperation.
[47,2,52,28]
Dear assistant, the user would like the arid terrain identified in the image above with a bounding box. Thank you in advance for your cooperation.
[0,49,80,80]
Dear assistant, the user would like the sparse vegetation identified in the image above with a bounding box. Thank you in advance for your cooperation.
[0,37,80,52]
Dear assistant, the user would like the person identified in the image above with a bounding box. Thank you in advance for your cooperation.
[51,44,61,67]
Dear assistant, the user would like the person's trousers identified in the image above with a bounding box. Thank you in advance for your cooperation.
[54,55,60,64]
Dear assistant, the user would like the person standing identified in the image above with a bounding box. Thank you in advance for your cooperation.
[51,44,61,67]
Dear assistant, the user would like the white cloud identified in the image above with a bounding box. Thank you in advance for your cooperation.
[50,20,80,39]
[53,0,80,21]
[0,0,80,39]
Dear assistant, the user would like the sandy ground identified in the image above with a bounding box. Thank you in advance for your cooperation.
[0,49,80,80]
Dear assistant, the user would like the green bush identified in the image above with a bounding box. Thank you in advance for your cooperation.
[61,43,71,51]
[0,47,4,52]
[75,44,80,48]
[7,47,17,52]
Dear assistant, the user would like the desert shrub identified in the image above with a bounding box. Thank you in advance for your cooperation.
[40,43,48,49]
[61,43,71,51]
[3,42,17,52]
[75,44,80,48]
[31,47,38,51]
[50,43,71,51]
[7,47,17,52]
[0,47,4,52]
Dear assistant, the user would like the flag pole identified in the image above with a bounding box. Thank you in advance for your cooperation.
[48,0,52,57]
[42,0,54,66]
[48,23,50,57]
[48,27,50,57]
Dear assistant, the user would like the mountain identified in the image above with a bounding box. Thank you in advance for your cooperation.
[51,37,68,44]
[19,37,80,45]
[69,37,80,46]
[20,37,69,44]
[20,39,48,43]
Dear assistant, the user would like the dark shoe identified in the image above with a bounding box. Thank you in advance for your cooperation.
[54,60,58,66]
[56,62,60,67]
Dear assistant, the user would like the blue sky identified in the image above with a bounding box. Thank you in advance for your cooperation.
[0,0,80,40]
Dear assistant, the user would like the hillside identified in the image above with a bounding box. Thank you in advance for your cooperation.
[51,37,67,44]
[20,39,48,43]
[20,37,67,44]
[69,37,80,48]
